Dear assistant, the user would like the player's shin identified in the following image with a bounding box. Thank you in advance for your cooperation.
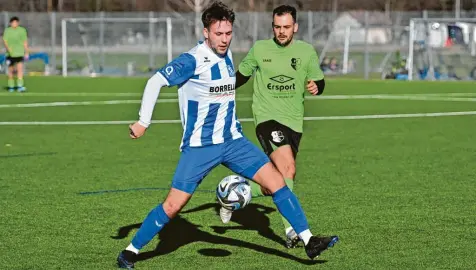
[280,178,294,234]
[7,78,14,90]
[128,203,171,253]
[271,185,313,245]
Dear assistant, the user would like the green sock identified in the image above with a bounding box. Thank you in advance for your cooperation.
[7,79,14,88]
[17,78,24,87]
[280,178,294,233]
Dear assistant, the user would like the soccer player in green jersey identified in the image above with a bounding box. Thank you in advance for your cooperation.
[3,16,29,92]
[219,5,328,249]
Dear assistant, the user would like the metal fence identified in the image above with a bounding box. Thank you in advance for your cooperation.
[2,10,475,77]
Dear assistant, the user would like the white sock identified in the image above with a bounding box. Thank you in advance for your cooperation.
[285,227,294,237]
[126,243,139,254]
[298,229,313,245]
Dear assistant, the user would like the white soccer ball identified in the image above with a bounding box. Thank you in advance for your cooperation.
[216,175,252,211]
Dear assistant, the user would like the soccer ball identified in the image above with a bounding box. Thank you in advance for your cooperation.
[216,175,251,211]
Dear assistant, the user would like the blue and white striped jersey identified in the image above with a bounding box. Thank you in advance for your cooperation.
[157,42,243,150]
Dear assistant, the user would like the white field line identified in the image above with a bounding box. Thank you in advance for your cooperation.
[0,92,179,97]
[1,94,476,109]
[0,92,476,97]
[1,111,475,125]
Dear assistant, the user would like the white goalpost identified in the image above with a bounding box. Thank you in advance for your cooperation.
[61,17,174,77]
[407,17,476,81]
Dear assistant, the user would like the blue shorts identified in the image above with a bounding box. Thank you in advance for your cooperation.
[171,137,270,194]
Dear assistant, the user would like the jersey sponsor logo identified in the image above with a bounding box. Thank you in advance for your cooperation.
[291,58,301,70]
[268,75,295,92]
[209,84,236,96]
[271,131,285,143]
[263,58,272,62]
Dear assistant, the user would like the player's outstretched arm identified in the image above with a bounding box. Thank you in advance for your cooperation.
[129,53,196,139]
[129,73,168,139]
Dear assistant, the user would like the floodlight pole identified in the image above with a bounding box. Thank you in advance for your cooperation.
[61,19,67,77]
[455,0,461,19]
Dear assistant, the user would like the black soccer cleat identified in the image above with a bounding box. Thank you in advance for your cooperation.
[305,235,339,259]
[286,234,302,248]
[117,250,136,269]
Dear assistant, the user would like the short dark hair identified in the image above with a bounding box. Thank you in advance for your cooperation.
[201,1,235,29]
[273,5,297,22]
[9,16,19,23]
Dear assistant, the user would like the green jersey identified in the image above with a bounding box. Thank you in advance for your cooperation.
[239,39,324,133]
[3,26,28,57]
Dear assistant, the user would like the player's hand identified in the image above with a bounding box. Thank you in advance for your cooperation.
[306,80,319,95]
[129,122,147,139]
[24,53,29,60]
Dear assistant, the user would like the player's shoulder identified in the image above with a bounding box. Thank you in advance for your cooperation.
[184,41,225,73]
[165,42,204,71]
[293,40,315,51]
[184,41,213,65]
[252,39,275,49]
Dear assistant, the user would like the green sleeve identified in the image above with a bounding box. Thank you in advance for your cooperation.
[21,28,27,41]
[307,48,324,81]
[3,28,9,40]
[238,45,258,76]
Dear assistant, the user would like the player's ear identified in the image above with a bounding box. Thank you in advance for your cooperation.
[203,27,209,40]
[294,22,299,33]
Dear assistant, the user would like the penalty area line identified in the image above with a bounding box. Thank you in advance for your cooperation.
[1,111,476,125]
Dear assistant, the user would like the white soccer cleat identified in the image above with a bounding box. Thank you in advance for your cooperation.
[219,207,233,224]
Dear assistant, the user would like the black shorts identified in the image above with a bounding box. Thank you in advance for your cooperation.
[255,120,302,158]
[6,57,24,66]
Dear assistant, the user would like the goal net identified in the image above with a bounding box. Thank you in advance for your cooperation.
[407,18,476,81]
[61,17,175,77]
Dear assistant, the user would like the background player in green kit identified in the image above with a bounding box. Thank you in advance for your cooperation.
[219,5,327,248]
[3,16,29,92]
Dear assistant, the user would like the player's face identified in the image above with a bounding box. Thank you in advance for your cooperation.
[10,20,19,28]
[272,14,298,46]
[203,20,233,56]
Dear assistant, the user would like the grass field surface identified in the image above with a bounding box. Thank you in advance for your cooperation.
[1,77,475,269]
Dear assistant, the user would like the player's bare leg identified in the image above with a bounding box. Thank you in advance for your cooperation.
[251,162,338,259]
[7,65,15,92]
[16,62,25,92]
[250,145,295,195]
[117,188,192,269]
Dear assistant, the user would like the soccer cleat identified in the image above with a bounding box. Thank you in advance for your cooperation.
[7,87,14,92]
[219,206,232,224]
[305,235,339,259]
[17,86,26,92]
[285,230,302,248]
[117,250,136,269]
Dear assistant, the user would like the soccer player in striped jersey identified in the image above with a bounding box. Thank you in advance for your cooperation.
[117,2,338,268]
[218,5,329,249]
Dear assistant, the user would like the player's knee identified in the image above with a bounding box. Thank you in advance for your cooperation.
[162,200,184,218]
[281,161,296,179]
[254,163,286,193]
